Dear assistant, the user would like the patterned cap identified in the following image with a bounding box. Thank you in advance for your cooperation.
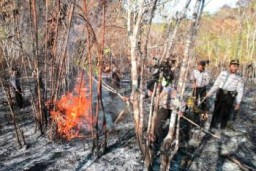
[230,59,239,65]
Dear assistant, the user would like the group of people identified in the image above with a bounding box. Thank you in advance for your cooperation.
[190,59,244,130]
[10,59,244,140]
[146,58,244,146]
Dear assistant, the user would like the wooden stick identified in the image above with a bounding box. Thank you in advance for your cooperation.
[181,116,221,140]
[196,96,207,107]
[91,75,126,100]
[113,109,126,125]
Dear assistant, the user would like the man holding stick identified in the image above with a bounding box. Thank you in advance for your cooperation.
[190,60,210,125]
[207,59,244,130]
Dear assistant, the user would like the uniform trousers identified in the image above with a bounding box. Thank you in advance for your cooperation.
[210,88,236,129]
[14,87,23,108]
[192,86,207,125]
[154,108,171,143]
[192,86,207,111]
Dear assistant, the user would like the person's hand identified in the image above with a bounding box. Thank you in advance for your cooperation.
[15,89,21,93]
[234,104,240,111]
[205,92,211,98]
[147,133,155,142]
[179,111,184,117]
[192,83,197,89]
[122,96,130,102]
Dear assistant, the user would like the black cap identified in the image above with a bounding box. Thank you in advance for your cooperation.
[198,61,206,67]
[230,59,239,65]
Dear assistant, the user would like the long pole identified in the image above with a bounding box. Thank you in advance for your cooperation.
[181,116,221,140]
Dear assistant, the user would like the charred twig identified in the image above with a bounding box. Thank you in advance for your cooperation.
[221,154,256,171]
[91,76,126,100]
[181,116,221,140]
[0,77,26,149]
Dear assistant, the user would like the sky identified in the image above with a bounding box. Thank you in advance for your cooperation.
[203,0,239,14]
[172,0,240,14]
[154,0,239,22]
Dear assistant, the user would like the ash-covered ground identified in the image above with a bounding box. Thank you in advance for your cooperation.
[0,79,256,171]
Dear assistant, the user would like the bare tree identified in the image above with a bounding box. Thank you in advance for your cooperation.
[127,0,161,161]
[0,75,26,149]
[160,0,205,170]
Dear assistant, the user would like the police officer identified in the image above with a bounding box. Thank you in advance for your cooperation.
[207,59,244,129]
[153,77,186,145]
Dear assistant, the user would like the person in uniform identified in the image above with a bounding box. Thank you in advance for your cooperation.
[207,59,244,129]
[152,76,186,146]
[190,60,210,121]
[9,67,23,108]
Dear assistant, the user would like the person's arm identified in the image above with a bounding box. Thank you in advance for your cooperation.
[158,87,170,108]
[168,89,186,117]
[159,89,167,100]
[9,77,18,90]
[207,71,223,97]
[205,71,211,86]
[235,77,244,110]
[189,70,195,81]
[190,70,197,88]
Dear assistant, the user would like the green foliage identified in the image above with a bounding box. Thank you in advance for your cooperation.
[0,26,7,39]
[150,23,168,33]
[104,47,111,55]
[74,57,98,75]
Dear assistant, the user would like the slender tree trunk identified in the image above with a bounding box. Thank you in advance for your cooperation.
[30,0,44,135]
[50,0,61,102]
[160,0,192,62]
[160,1,205,170]
[81,0,102,156]
[0,78,26,149]
[101,1,107,154]
[44,0,49,128]
[94,1,108,156]
[127,0,145,157]
[53,2,75,101]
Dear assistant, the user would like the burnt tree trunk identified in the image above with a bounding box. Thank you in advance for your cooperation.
[0,78,26,149]
[160,0,205,170]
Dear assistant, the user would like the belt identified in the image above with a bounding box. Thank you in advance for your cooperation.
[220,89,237,97]
[223,90,229,94]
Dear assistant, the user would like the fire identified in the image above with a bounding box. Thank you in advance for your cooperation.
[50,74,93,140]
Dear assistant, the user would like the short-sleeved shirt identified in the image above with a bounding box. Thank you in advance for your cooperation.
[208,71,244,104]
[190,69,210,87]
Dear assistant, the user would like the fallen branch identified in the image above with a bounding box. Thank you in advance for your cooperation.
[181,116,221,140]
[221,154,255,171]
[91,75,126,100]
[113,109,126,125]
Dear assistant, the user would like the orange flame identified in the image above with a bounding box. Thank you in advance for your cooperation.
[50,74,93,140]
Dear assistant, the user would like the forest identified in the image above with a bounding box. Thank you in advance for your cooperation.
[0,0,256,171]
